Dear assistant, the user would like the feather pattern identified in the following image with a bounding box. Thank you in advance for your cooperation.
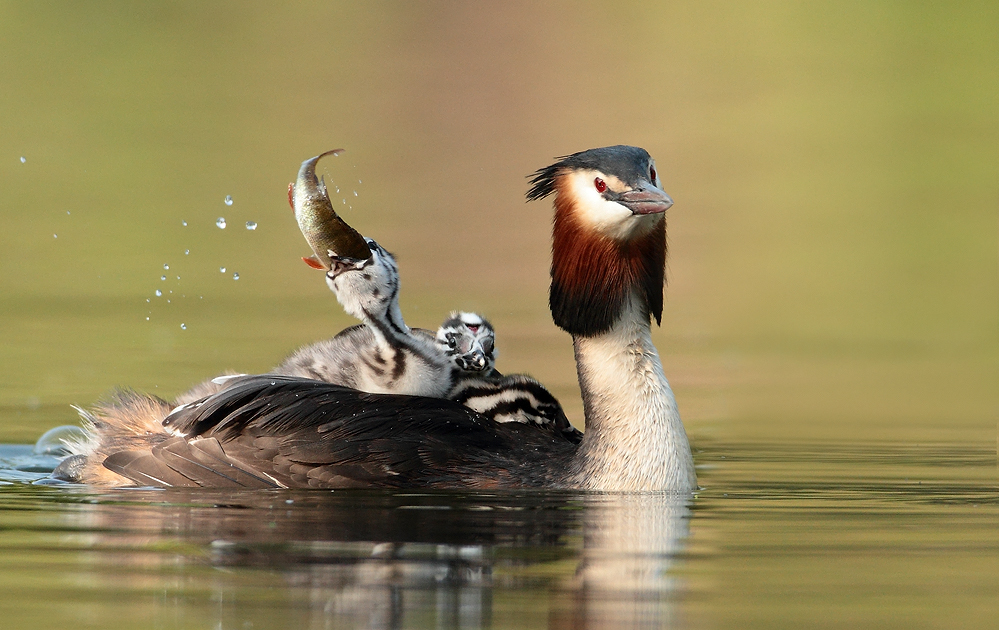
[109,375,575,489]
[549,181,666,337]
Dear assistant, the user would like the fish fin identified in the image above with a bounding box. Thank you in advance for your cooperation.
[287,183,294,210]
[302,256,327,270]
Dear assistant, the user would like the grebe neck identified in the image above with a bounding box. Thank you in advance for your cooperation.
[570,293,696,492]
[363,300,411,347]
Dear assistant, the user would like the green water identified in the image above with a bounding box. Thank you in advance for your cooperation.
[0,441,994,629]
[1,1,997,628]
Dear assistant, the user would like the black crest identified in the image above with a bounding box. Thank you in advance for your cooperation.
[526,145,655,202]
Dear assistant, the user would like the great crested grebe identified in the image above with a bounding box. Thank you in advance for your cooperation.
[432,311,497,375]
[275,239,455,397]
[54,145,696,492]
[428,312,582,442]
[172,239,456,405]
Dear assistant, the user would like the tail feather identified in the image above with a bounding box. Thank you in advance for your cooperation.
[59,381,284,488]
[57,389,175,485]
[93,389,174,438]
[151,437,280,489]
[64,405,100,457]
[103,450,200,487]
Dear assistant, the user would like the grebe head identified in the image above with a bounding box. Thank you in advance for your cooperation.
[325,238,400,323]
[527,145,672,337]
[436,311,496,373]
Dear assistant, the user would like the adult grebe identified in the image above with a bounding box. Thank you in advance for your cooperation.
[54,145,696,492]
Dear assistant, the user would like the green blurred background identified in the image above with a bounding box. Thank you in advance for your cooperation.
[1,1,996,446]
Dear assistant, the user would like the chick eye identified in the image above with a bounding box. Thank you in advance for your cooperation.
[446,335,457,348]
[649,166,657,183]
[594,177,606,193]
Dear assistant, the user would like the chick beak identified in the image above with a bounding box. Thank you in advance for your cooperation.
[463,350,487,371]
[617,181,674,215]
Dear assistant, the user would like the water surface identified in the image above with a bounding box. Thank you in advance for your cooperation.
[0,439,995,629]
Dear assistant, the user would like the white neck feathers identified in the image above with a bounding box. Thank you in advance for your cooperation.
[570,293,696,492]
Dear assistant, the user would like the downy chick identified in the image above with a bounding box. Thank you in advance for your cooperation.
[275,239,454,397]
[435,312,583,444]
[431,311,497,376]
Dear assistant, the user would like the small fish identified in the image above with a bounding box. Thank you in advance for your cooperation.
[288,149,371,270]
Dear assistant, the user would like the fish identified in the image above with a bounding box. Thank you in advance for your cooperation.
[287,149,371,270]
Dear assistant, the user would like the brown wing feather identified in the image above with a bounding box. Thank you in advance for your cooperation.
[109,375,575,489]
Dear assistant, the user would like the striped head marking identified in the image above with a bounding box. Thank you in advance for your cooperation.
[436,311,496,373]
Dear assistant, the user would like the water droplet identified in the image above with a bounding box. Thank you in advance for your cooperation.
[353,190,358,196]
[224,195,233,206]
[180,323,187,330]
[155,289,162,297]
[163,264,169,270]
[182,220,188,227]
[145,317,149,321]
[233,272,240,280]
[358,179,362,184]
[67,211,71,215]
[146,298,150,303]
[20,156,26,164]
[176,276,180,280]
[216,217,226,229]
[220,267,226,273]
[245,221,257,230]
[161,275,166,281]
[167,299,171,303]
[184,249,190,255]
[335,186,340,194]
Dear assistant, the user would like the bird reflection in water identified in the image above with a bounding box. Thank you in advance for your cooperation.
[55,489,692,628]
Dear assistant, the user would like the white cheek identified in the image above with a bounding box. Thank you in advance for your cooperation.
[567,171,653,240]
[578,190,632,235]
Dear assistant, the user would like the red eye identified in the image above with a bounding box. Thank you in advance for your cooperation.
[594,177,607,193]
[649,167,657,182]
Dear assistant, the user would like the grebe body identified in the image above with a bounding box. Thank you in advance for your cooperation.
[55,146,696,492]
